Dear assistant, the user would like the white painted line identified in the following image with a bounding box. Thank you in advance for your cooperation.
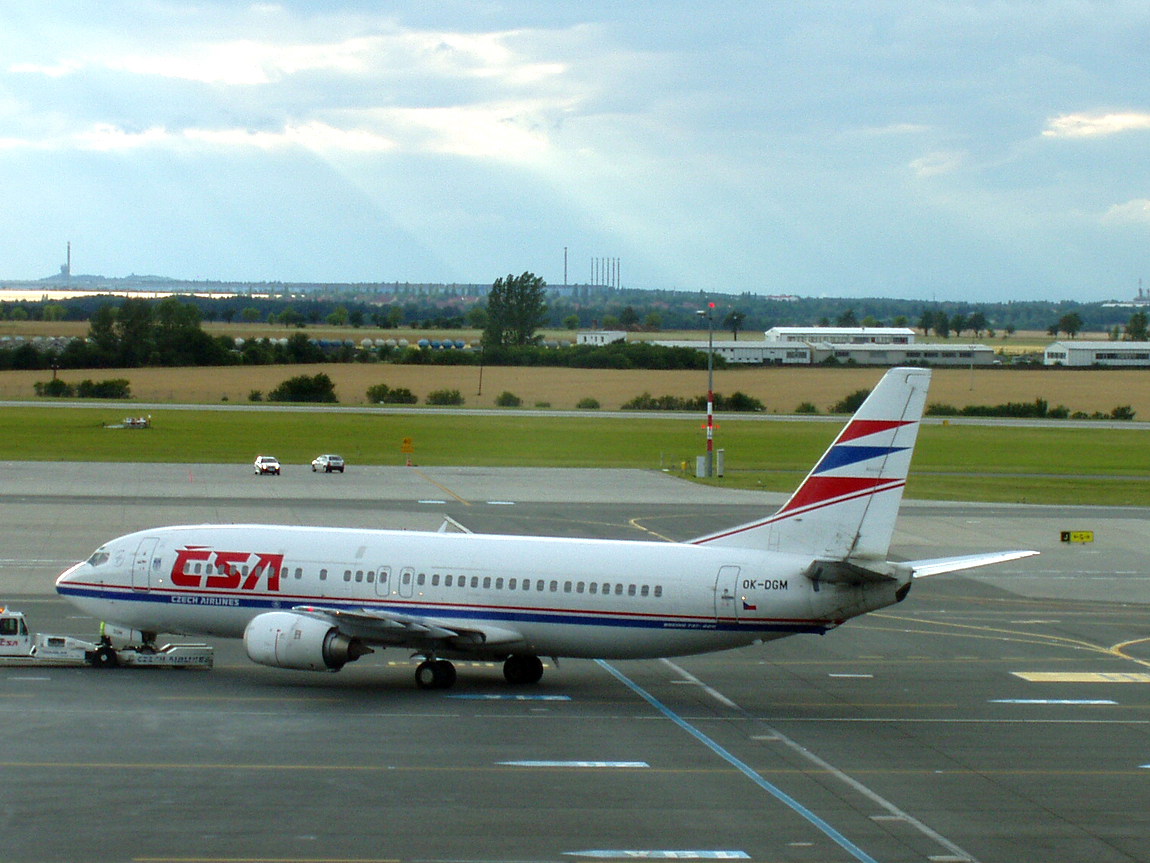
[486,500,516,505]
[417,499,446,504]
[654,659,981,863]
[450,694,570,701]
[829,673,874,679]
[503,761,648,768]
[991,699,1116,705]
[660,660,739,708]
[569,854,745,860]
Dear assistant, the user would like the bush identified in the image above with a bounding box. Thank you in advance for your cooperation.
[366,383,418,404]
[268,373,337,403]
[1112,405,1136,420]
[76,379,132,399]
[495,391,522,407]
[832,388,871,413]
[576,397,600,410]
[718,391,764,412]
[794,401,819,414]
[248,389,263,402]
[426,388,464,406]
[33,378,73,397]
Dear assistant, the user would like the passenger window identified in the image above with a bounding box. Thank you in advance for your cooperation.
[193,563,202,575]
[366,572,374,583]
[417,573,426,586]
[549,580,558,592]
[641,585,650,597]
[536,580,545,591]
[483,577,491,589]
[355,571,363,582]
[344,570,351,582]
[576,582,585,594]
[295,567,303,579]
[444,574,453,587]
[654,585,662,598]
[431,574,440,587]
[615,584,623,595]
[602,583,610,594]
[471,576,479,588]
[628,584,636,596]
[508,578,517,590]
[589,583,597,594]
[564,581,572,593]
[320,569,327,581]
[496,578,504,590]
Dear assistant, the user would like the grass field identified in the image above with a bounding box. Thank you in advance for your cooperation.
[4,362,1150,418]
[2,405,1147,506]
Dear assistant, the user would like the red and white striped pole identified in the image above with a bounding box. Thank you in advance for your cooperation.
[698,301,715,477]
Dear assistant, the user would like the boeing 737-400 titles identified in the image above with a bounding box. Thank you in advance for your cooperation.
[55,367,1037,689]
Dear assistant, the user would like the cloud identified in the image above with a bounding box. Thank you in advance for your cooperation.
[909,150,966,177]
[1043,112,1150,138]
[1102,199,1150,225]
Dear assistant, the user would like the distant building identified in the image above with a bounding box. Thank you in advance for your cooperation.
[1045,341,1150,367]
[765,326,916,345]
[652,340,810,365]
[577,330,627,346]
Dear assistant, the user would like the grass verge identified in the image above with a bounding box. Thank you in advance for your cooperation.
[3,406,1148,506]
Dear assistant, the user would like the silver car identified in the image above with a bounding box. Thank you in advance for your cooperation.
[311,454,345,473]
[253,455,281,475]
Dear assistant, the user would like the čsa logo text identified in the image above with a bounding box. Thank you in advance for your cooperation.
[170,547,284,591]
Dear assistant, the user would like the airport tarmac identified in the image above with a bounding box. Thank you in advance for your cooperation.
[3,462,1150,863]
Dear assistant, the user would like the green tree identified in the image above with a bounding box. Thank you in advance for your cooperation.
[482,272,547,348]
[1127,310,1149,341]
[967,311,988,337]
[836,308,858,327]
[1057,312,1082,338]
[723,310,746,341]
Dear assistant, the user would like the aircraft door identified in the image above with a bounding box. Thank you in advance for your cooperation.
[132,537,159,591]
[375,566,391,598]
[397,567,415,598]
[714,566,741,621]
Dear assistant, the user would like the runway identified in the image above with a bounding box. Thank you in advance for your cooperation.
[2,462,1150,863]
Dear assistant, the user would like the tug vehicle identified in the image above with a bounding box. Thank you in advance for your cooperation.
[0,606,212,668]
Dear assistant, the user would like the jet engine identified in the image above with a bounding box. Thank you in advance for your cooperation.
[244,611,372,672]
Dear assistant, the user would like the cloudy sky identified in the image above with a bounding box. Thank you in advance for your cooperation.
[1,1,1148,301]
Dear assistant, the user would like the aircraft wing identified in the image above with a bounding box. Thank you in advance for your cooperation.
[900,549,1039,579]
[291,605,526,653]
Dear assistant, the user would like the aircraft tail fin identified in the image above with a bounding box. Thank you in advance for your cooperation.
[691,366,930,560]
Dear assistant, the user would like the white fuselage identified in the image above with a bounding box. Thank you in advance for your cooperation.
[54,523,904,660]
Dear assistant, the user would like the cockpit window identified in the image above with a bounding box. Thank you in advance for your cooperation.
[86,550,110,567]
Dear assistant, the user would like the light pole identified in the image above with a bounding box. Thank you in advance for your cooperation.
[696,302,715,477]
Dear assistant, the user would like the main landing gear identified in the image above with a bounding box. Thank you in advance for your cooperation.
[413,654,545,690]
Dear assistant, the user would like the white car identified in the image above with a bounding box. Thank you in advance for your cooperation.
[254,455,281,475]
[311,454,345,473]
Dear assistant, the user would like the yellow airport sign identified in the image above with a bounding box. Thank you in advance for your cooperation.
[1059,530,1094,543]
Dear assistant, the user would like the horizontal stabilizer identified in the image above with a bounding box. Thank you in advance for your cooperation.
[804,559,898,586]
[900,550,1039,579]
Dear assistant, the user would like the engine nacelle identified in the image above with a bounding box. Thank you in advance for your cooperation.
[243,611,371,672]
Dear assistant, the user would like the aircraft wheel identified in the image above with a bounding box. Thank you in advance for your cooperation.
[504,654,543,685]
[433,659,457,689]
[415,659,456,690]
[92,645,119,668]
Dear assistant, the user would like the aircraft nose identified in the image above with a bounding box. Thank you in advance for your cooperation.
[55,560,85,592]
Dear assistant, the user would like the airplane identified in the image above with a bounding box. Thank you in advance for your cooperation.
[55,367,1036,689]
